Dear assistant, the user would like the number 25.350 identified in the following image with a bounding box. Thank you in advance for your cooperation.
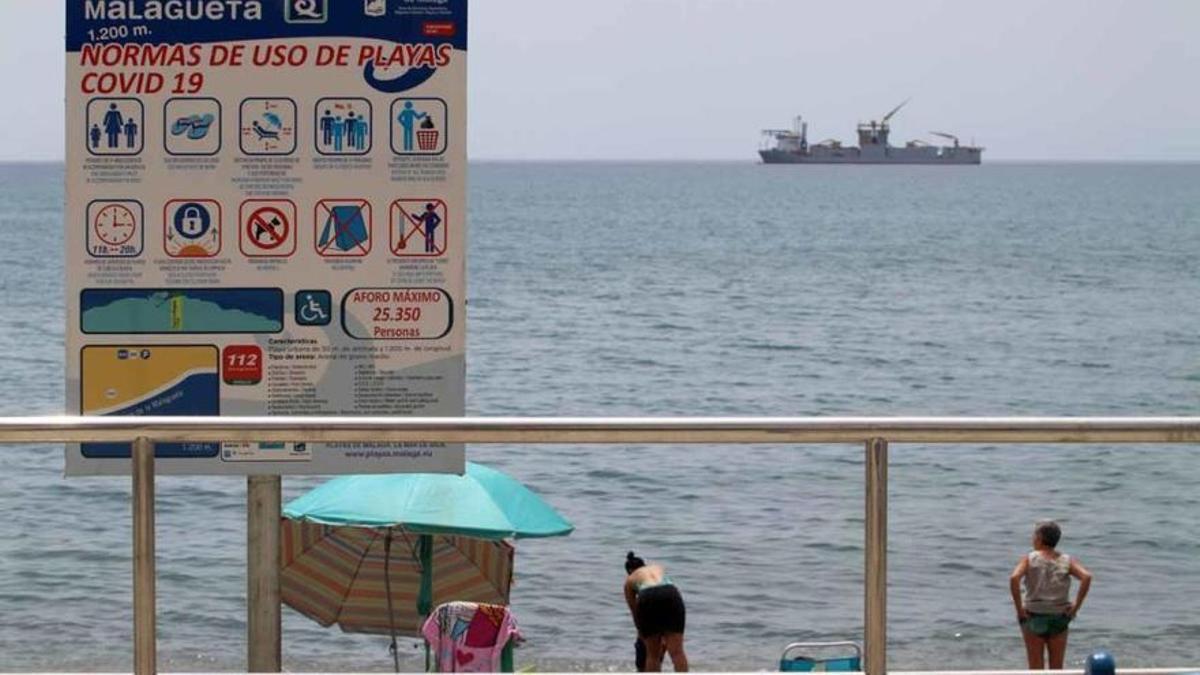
[373,307,422,322]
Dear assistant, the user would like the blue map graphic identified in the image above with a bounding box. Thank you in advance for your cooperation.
[81,288,283,334]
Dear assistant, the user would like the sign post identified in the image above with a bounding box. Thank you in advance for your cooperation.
[247,475,281,672]
[132,436,156,675]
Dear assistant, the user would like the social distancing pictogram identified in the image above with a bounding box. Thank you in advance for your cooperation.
[390,199,447,257]
[240,200,296,257]
[315,98,372,155]
[240,97,297,155]
[314,199,371,257]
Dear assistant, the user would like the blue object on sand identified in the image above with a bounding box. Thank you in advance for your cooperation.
[780,642,862,672]
[1085,651,1116,675]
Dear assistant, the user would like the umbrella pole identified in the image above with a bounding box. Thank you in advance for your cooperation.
[418,534,433,616]
[383,530,401,673]
[418,534,434,672]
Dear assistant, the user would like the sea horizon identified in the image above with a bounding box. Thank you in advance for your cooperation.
[4,157,1200,166]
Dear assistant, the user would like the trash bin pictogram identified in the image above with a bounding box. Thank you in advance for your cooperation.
[417,115,439,151]
[417,129,439,151]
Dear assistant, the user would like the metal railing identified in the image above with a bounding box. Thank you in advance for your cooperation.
[5,415,1200,675]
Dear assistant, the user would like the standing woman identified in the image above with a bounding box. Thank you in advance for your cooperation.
[1009,521,1094,669]
[624,552,689,672]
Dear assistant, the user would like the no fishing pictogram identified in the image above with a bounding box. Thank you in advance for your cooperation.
[240,199,296,257]
[390,199,447,257]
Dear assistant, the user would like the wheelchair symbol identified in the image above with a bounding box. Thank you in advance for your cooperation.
[300,298,326,323]
[295,290,332,326]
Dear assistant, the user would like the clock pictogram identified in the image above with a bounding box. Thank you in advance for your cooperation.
[94,203,137,245]
[86,199,144,258]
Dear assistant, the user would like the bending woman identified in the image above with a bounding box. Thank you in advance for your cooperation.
[624,552,689,672]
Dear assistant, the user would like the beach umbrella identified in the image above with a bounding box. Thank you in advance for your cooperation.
[281,462,573,670]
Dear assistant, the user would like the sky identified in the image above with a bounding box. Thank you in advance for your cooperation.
[2,0,1197,161]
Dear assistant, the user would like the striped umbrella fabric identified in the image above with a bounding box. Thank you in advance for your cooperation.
[281,520,514,637]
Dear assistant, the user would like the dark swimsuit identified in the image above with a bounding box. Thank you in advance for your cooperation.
[1022,613,1072,637]
[634,578,686,637]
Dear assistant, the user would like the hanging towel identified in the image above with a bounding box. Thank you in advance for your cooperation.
[422,601,521,672]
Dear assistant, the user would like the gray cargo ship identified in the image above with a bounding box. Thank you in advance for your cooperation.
[759,101,982,164]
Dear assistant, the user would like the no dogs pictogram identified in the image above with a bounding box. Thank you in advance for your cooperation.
[240,200,296,257]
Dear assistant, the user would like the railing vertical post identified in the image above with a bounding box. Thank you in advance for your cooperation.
[132,436,157,675]
[865,437,888,675]
[247,475,282,672]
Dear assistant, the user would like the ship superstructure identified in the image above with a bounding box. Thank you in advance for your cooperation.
[759,101,983,164]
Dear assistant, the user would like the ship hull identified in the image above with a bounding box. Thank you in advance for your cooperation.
[759,149,982,165]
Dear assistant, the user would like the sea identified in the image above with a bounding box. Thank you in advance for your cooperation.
[0,161,1198,672]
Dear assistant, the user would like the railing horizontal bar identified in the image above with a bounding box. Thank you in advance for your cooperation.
[1,416,1200,444]
[896,670,1200,675]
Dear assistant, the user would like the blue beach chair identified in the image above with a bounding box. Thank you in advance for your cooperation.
[779,641,862,672]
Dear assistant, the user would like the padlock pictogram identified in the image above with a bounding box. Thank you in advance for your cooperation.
[164,199,221,258]
[174,202,211,239]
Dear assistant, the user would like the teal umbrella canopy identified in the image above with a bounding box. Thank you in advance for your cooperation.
[283,462,574,540]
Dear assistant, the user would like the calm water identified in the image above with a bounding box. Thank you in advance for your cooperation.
[1,162,1198,671]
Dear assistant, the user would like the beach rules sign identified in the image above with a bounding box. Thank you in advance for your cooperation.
[64,0,468,475]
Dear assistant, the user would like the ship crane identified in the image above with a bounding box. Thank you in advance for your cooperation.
[857,98,910,146]
[930,131,960,148]
[881,98,910,125]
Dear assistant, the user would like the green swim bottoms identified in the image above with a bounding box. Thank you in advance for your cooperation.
[1022,613,1071,637]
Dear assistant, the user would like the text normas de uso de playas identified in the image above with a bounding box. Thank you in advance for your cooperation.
[77,41,454,94]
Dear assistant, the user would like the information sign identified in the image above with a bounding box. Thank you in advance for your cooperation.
[65,0,468,475]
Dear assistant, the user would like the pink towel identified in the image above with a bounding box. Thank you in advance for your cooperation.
[422,602,521,672]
